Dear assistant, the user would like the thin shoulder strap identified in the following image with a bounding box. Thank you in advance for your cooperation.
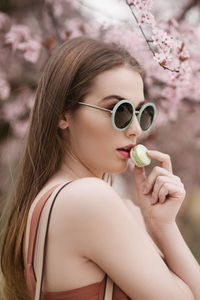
[104,275,114,300]
[34,181,113,300]
[34,182,72,300]
[27,184,60,267]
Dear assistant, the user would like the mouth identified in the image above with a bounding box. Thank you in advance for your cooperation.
[117,144,136,152]
[116,144,136,158]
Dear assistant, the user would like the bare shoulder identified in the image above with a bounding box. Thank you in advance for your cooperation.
[49,176,126,233]
[67,176,118,195]
[50,177,186,299]
[54,176,124,211]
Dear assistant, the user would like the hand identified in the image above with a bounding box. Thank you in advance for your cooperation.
[133,150,186,227]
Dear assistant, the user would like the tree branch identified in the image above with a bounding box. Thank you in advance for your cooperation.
[125,0,179,73]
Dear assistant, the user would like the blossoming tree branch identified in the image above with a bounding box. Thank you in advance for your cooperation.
[0,0,200,139]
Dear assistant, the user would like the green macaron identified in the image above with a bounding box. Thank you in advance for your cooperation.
[130,144,151,167]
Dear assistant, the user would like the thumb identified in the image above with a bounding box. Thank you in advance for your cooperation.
[133,165,146,193]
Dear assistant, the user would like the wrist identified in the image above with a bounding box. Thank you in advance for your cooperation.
[145,219,178,241]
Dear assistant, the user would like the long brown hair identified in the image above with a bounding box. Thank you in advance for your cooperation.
[0,36,142,300]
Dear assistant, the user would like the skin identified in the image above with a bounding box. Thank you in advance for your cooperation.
[57,66,143,180]
[24,66,200,299]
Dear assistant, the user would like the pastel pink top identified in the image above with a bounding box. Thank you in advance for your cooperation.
[24,183,131,300]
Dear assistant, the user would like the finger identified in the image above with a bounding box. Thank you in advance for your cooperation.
[133,165,146,193]
[147,150,173,173]
[158,182,186,204]
[158,184,169,204]
[144,167,179,194]
[151,176,176,203]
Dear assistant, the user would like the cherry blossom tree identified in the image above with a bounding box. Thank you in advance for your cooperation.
[0,0,200,258]
[0,0,199,137]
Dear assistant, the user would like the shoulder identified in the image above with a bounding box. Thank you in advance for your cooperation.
[52,176,129,220]
[50,176,128,232]
[68,176,114,193]
[48,176,133,257]
[56,177,123,208]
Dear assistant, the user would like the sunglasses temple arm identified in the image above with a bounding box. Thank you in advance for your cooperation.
[78,102,112,113]
[78,101,140,114]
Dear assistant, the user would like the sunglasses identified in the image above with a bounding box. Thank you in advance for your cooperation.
[77,99,156,132]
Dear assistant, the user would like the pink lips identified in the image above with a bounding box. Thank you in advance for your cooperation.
[116,144,136,159]
[117,150,130,158]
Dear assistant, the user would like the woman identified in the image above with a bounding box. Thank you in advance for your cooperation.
[1,37,200,300]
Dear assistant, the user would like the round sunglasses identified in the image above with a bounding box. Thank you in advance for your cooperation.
[77,99,156,132]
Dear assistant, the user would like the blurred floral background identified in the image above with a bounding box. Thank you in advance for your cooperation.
[0,0,200,261]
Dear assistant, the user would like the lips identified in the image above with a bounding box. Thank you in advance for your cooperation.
[117,144,136,152]
[116,144,136,159]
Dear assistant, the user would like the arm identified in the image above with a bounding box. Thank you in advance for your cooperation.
[133,150,200,300]
[60,177,197,300]
[149,222,200,299]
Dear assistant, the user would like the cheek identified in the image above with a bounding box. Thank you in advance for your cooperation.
[68,110,128,173]
[76,109,112,136]
[71,110,114,152]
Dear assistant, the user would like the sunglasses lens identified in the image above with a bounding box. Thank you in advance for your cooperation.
[114,102,133,129]
[140,105,154,131]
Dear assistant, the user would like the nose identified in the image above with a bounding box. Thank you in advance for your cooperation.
[125,115,142,138]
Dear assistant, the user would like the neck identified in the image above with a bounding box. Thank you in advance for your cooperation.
[56,151,104,181]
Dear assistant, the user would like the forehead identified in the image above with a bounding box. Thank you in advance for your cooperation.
[87,66,144,105]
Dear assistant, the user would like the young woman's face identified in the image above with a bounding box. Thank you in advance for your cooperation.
[65,66,145,177]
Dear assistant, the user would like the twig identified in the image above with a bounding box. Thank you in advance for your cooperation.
[127,1,155,57]
[125,0,179,73]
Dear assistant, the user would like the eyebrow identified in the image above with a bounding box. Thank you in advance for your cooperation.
[100,94,146,109]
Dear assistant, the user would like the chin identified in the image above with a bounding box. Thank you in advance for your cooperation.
[107,161,129,175]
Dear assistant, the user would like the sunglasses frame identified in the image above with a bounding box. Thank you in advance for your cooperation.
[77,99,156,132]
[135,101,156,133]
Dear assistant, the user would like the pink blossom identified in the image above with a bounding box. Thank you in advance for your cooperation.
[152,28,173,53]
[0,78,10,100]
[11,119,29,138]
[17,40,41,63]
[3,99,26,120]
[4,24,41,63]
[128,0,153,11]
[52,2,63,17]
[139,11,155,26]
[5,25,31,50]
[2,87,34,123]
[153,52,172,65]
[63,18,85,39]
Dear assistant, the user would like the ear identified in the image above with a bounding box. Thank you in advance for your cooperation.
[58,112,70,130]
